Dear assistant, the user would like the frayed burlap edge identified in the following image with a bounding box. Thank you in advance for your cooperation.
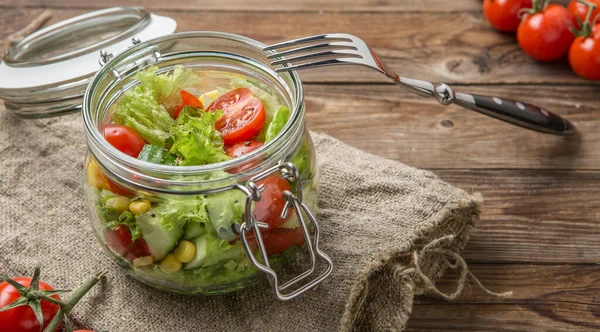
[341,193,509,332]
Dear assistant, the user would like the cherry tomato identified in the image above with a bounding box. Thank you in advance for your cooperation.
[263,228,305,255]
[103,124,145,158]
[484,0,533,32]
[569,24,600,80]
[173,90,204,118]
[0,278,61,332]
[226,140,264,159]
[253,175,293,229]
[106,225,150,261]
[206,88,266,146]
[226,140,264,173]
[568,0,600,29]
[517,4,575,61]
[106,177,135,197]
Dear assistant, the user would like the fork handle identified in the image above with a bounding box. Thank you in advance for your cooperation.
[395,77,574,136]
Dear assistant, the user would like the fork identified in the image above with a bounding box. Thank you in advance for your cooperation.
[264,33,574,136]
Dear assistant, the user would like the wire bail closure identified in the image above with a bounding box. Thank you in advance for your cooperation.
[98,37,162,80]
[236,162,333,301]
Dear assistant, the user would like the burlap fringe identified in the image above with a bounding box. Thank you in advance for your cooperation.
[399,234,513,300]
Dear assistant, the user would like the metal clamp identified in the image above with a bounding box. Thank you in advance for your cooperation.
[98,38,162,80]
[236,162,333,301]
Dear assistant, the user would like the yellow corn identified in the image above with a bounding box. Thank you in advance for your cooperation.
[132,256,154,268]
[87,160,110,191]
[174,240,196,263]
[159,254,182,274]
[129,199,151,215]
[106,196,130,213]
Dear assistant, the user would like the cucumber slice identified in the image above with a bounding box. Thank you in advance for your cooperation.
[136,210,184,261]
[184,221,207,240]
[183,235,246,270]
[183,235,208,270]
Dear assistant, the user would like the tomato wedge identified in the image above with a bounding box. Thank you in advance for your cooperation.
[173,90,204,118]
[263,228,305,255]
[226,140,264,173]
[253,175,293,229]
[206,88,266,145]
[104,124,145,158]
[105,225,150,261]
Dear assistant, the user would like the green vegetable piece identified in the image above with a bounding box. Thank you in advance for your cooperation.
[154,195,212,233]
[136,210,184,261]
[137,144,177,165]
[113,65,200,146]
[265,106,291,142]
[205,189,247,241]
[184,234,246,270]
[169,107,230,166]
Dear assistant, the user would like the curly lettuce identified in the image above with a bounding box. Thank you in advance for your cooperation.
[205,190,247,241]
[169,107,230,166]
[265,106,291,142]
[113,65,200,146]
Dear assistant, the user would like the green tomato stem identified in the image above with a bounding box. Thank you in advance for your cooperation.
[42,272,106,332]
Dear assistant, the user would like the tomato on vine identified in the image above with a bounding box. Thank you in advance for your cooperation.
[517,0,575,61]
[483,0,533,32]
[569,0,600,80]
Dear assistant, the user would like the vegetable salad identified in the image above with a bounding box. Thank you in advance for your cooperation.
[85,66,315,292]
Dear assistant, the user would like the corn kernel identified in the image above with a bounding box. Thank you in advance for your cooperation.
[174,240,196,263]
[159,254,182,274]
[87,160,110,191]
[129,199,151,215]
[106,196,130,213]
[133,256,154,268]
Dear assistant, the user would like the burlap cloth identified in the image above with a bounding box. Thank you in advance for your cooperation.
[0,108,484,331]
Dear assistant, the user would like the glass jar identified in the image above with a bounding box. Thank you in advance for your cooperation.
[82,32,332,299]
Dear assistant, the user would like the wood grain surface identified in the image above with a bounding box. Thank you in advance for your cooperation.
[1,1,599,331]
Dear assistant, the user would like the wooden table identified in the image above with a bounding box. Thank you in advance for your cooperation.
[1,1,599,330]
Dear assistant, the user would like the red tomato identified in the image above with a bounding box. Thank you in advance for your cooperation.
[173,90,204,118]
[568,0,600,29]
[105,225,150,261]
[517,4,575,61]
[253,175,293,229]
[483,0,533,32]
[103,124,145,158]
[0,278,61,332]
[226,140,264,159]
[569,24,600,80]
[229,230,270,253]
[206,88,266,145]
[105,177,135,197]
[263,228,306,255]
[226,140,264,173]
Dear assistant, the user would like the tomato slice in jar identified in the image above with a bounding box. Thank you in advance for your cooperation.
[105,225,150,260]
[225,140,264,173]
[173,90,204,118]
[253,175,293,229]
[206,88,266,145]
[263,228,305,255]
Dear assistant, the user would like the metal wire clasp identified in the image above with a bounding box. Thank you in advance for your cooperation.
[236,162,333,301]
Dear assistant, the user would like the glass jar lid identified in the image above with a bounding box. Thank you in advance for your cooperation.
[0,7,176,118]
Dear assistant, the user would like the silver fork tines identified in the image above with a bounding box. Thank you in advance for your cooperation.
[263,33,575,136]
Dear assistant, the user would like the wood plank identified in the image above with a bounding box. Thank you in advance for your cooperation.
[304,84,599,170]
[0,0,490,13]
[0,8,593,84]
[0,0,572,12]
[438,169,600,264]
[406,264,600,331]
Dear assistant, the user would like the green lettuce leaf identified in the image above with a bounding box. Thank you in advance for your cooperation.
[113,65,201,146]
[135,65,201,111]
[205,189,247,240]
[265,106,291,142]
[113,86,173,146]
[169,107,230,166]
[155,195,212,232]
[137,144,177,165]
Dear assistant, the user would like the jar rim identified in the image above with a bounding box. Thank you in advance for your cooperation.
[83,31,305,187]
